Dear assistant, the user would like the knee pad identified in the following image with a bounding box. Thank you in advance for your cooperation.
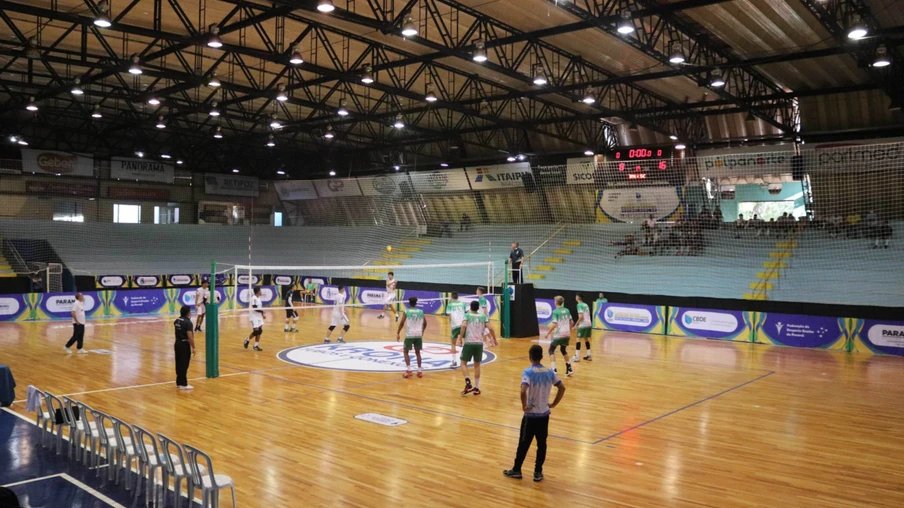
[342,324,350,332]
[548,344,556,356]
[328,325,336,331]
[559,345,567,356]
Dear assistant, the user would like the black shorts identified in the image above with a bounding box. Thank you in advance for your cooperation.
[286,308,298,319]
[304,294,314,303]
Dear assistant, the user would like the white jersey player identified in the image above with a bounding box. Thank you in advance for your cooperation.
[379,272,399,321]
[243,287,264,351]
[194,281,210,332]
[324,286,349,343]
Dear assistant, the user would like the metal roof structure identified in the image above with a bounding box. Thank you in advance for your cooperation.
[0,0,901,176]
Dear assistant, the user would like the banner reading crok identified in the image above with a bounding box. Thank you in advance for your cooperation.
[668,307,754,341]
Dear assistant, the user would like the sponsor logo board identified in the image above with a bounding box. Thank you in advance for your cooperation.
[46,295,96,313]
[682,311,739,333]
[604,306,653,327]
[0,297,21,316]
[278,341,496,372]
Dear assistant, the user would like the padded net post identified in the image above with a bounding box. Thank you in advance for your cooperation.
[205,260,219,379]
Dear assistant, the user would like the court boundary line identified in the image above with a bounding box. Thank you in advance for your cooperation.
[253,371,593,444]
[1,472,126,508]
[592,371,776,444]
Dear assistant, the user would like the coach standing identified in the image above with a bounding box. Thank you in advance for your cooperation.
[174,305,196,390]
[64,293,87,354]
[509,242,525,284]
[504,345,565,482]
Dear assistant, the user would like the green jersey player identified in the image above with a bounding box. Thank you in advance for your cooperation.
[458,300,497,395]
[573,293,592,362]
[445,292,468,369]
[396,296,427,378]
[544,296,574,376]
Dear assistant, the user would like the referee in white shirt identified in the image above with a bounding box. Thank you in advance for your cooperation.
[64,293,87,354]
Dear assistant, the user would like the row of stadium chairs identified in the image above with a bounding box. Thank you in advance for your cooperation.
[31,387,235,507]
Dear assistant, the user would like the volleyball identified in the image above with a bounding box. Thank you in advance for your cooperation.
[386,245,392,252]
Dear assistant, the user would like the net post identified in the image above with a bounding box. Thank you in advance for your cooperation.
[501,259,511,338]
[205,260,219,378]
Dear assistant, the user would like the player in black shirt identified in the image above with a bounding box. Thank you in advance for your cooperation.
[284,284,299,332]
[173,305,196,390]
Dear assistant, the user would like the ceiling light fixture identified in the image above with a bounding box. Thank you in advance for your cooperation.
[269,114,283,130]
[506,155,516,162]
[289,46,304,65]
[710,69,725,87]
[94,1,112,28]
[25,97,38,111]
[176,159,183,165]
[873,45,891,67]
[517,154,526,161]
[276,83,289,101]
[669,42,686,64]
[71,78,84,95]
[209,101,220,117]
[207,25,223,49]
[361,65,374,84]
[472,40,487,63]
[425,89,438,102]
[582,89,596,104]
[277,170,286,175]
[213,126,223,139]
[324,125,335,139]
[232,168,239,173]
[337,100,349,116]
[440,162,449,167]
[329,170,336,176]
[148,97,161,106]
[584,149,594,156]
[394,165,401,171]
[128,55,142,75]
[160,154,171,159]
[266,134,276,147]
[675,143,686,150]
[135,151,144,158]
[401,17,418,37]
[617,11,635,35]
[847,16,868,40]
[317,0,336,13]
[669,134,678,141]
[155,115,166,129]
[208,72,221,87]
[17,138,28,146]
[392,113,405,129]
[91,105,102,118]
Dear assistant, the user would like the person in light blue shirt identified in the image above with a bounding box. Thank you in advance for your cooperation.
[503,345,566,482]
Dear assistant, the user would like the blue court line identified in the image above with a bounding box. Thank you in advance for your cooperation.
[592,371,776,444]
[253,371,593,444]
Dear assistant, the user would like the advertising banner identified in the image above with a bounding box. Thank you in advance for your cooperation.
[313,178,363,197]
[132,275,164,288]
[851,318,904,356]
[95,275,128,289]
[178,288,226,309]
[695,147,794,178]
[398,290,444,315]
[668,307,754,341]
[596,187,683,223]
[566,162,596,185]
[273,180,318,200]
[594,302,666,334]
[272,275,296,287]
[465,163,531,190]
[40,292,99,320]
[21,149,94,177]
[200,273,231,287]
[111,289,167,315]
[204,173,260,197]
[458,293,499,320]
[235,274,261,286]
[355,287,391,310]
[808,138,904,173]
[535,298,555,325]
[110,157,174,183]
[236,285,278,307]
[107,187,171,200]
[26,181,97,198]
[753,312,847,349]
[535,166,566,186]
[409,169,471,193]
[0,295,27,321]
[358,174,411,197]
[167,274,197,287]
[316,285,350,305]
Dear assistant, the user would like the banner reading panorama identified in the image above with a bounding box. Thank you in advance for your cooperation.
[21,149,94,177]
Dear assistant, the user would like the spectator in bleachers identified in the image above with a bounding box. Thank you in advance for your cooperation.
[440,220,452,238]
[874,220,892,249]
[642,214,656,245]
[734,214,747,238]
[712,206,724,228]
[751,214,766,238]
[460,213,472,232]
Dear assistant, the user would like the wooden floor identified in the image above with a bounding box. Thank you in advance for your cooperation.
[4,306,904,507]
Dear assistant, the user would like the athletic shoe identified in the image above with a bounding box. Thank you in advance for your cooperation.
[77,350,88,354]
[461,384,473,396]
[584,355,592,361]
[178,385,194,391]
[503,469,522,479]
[284,328,290,332]
[377,315,384,319]
[337,337,345,343]
[65,347,72,354]
[472,387,481,396]
[243,338,250,349]
[291,328,299,333]
[449,362,458,370]
[403,371,413,378]
[253,345,263,351]
[572,356,580,363]
[323,338,330,343]
[533,472,544,482]
[395,314,400,322]
[417,371,423,378]
[566,367,574,377]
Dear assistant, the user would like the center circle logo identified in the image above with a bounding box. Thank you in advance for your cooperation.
[277,341,497,372]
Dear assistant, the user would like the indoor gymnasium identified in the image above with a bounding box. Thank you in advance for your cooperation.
[1,0,904,507]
